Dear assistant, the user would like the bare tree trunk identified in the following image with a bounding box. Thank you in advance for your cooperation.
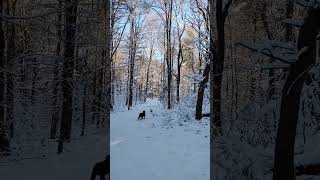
[145,43,153,102]
[111,59,115,106]
[0,0,9,154]
[96,49,104,128]
[195,63,210,120]
[6,0,17,140]
[81,82,86,136]
[96,2,109,128]
[198,24,202,75]
[105,0,111,148]
[30,57,37,107]
[176,43,182,103]
[110,1,115,107]
[51,0,63,139]
[92,55,97,124]
[260,1,275,100]
[285,0,293,42]
[273,8,320,180]
[212,0,225,132]
[209,0,214,135]
[58,0,78,153]
[165,0,173,109]
[128,15,135,110]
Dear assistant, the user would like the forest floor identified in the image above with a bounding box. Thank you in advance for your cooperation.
[111,98,209,180]
[0,126,108,180]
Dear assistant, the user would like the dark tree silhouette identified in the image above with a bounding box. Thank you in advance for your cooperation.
[273,6,320,180]
[58,0,78,153]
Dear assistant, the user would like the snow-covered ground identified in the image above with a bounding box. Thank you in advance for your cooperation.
[0,98,209,180]
[0,127,108,180]
[111,98,209,180]
[214,132,320,180]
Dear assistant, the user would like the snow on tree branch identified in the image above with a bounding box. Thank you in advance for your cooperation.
[293,0,320,8]
[236,40,298,65]
[284,19,304,27]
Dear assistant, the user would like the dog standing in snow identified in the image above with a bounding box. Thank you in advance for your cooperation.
[138,110,145,120]
[91,155,110,180]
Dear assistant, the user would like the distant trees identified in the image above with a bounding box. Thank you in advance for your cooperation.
[126,0,144,110]
[112,0,212,113]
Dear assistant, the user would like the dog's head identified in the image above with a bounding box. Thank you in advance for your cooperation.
[143,110,145,114]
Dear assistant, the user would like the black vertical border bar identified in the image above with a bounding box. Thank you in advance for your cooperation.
[209,0,215,179]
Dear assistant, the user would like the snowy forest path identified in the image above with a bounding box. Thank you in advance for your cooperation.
[110,99,209,180]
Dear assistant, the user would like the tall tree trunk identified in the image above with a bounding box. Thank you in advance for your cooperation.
[0,0,9,153]
[285,0,293,42]
[96,49,105,127]
[209,2,218,179]
[111,59,115,106]
[273,7,320,180]
[209,0,214,135]
[91,55,97,124]
[128,15,135,110]
[96,2,108,128]
[58,0,78,153]
[81,82,86,136]
[105,0,111,152]
[145,44,153,102]
[51,0,63,139]
[165,0,173,109]
[30,57,37,108]
[198,24,202,75]
[212,0,226,132]
[19,0,27,128]
[176,43,182,103]
[195,63,210,120]
[110,1,115,107]
[260,1,275,100]
[6,0,17,140]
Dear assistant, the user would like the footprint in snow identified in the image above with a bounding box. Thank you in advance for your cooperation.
[145,136,152,140]
[168,150,176,155]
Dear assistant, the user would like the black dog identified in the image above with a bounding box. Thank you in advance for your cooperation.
[138,110,145,120]
[91,155,110,180]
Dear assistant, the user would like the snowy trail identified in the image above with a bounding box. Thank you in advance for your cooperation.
[111,99,209,180]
